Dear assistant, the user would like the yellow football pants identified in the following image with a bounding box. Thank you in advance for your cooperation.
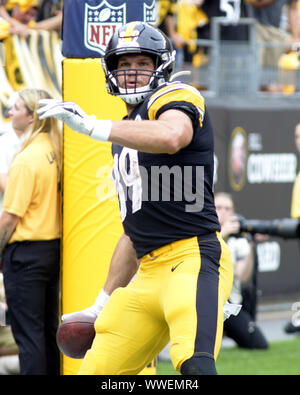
[78,233,233,375]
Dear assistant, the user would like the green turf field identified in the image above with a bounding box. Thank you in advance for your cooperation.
[156,338,300,375]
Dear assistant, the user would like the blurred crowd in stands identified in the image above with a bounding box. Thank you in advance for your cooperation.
[0,0,62,38]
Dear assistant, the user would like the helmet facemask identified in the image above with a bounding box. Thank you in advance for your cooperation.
[112,68,163,105]
[103,53,174,105]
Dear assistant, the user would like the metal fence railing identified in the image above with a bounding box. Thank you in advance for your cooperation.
[174,17,300,99]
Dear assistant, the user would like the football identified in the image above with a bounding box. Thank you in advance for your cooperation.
[56,313,96,359]
[99,7,111,22]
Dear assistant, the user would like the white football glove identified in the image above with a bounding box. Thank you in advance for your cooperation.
[62,289,110,322]
[38,99,95,134]
[37,99,112,141]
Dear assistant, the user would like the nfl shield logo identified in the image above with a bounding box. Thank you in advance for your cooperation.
[84,0,126,56]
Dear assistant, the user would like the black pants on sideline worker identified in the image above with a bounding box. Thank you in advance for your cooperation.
[224,306,268,349]
[2,239,61,375]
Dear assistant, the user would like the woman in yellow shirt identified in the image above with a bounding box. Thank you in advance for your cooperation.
[0,88,62,375]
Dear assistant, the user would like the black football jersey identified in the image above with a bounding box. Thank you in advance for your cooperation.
[111,82,220,258]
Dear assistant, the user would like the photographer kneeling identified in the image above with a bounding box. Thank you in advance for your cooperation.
[215,192,268,350]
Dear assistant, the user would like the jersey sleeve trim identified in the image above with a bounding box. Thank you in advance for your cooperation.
[147,83,205,125]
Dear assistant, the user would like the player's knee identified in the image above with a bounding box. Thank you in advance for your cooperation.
[180,355,217,375]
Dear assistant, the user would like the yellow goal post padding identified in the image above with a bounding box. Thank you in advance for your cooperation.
[62,58,157,375]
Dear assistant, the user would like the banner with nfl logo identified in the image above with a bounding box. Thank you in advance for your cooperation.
[62,0,157,58]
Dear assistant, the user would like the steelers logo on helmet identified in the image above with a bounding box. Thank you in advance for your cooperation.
[102,21,176,105]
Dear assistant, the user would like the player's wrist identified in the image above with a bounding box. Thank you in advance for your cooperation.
[93,288,110,314]
[88,120,112,142]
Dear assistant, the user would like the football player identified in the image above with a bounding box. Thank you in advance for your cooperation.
[38,21,235,375]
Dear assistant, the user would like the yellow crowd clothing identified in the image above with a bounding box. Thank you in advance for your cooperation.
[157,0,177,27]
[177,1,208,54]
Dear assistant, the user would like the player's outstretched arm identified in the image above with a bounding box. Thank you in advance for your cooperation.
[37,100,193,154]
[62,233,139,321]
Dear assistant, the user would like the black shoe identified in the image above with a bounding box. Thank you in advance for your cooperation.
[284,321,300,334]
